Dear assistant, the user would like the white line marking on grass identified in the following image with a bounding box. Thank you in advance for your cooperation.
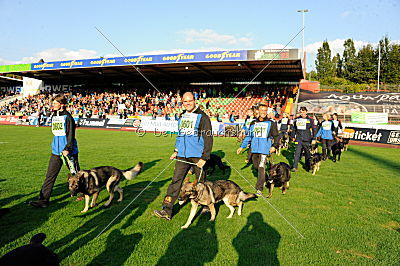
[225,158,305,239]
[0,142,8,144]
[95,159,174,239]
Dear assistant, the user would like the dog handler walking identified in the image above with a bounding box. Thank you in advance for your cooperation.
[30,94,79,208]
[153,92,213,220]
[316,113,336,161]
[290,107,316,172]
[237,104,279,195]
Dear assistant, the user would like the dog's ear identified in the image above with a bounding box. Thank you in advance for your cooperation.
[67,173,72,181]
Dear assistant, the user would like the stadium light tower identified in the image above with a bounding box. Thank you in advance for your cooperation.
[297,9,309,72]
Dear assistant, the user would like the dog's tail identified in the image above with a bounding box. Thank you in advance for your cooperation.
[238,191,257,201]
[123,162,144,180]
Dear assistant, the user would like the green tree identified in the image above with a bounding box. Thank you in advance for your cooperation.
[332,53,342,77]
[315,40,335,79]
[387,43,400,83]
[342,38,357,80]
[353,44,376,83]
[377,35,390,83]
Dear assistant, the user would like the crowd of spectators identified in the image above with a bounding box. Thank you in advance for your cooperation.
[0,85,295,119]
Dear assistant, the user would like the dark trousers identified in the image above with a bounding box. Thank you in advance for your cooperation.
[321,139,333,159]
[39,153,80,202]
[247,148,252,162]
[293,140,311,169]
[251,153,268,191]
[162,157,206,216]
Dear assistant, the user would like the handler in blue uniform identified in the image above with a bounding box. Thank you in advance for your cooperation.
[154,92,213,220]
[30,94,79,208]
[237,104,279,195]
[238,108,256,164]
[316,113,336,160]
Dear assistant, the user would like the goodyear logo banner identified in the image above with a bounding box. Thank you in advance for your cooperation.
[30,50,247,71]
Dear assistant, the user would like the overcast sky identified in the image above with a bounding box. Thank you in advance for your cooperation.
[1,0,399,70]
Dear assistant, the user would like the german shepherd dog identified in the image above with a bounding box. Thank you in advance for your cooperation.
[68,162,143,213]
[266,162,291,198]
[332,142,344,162]
[276,133,289,156]
[188,154,230,176]
[178,180,257,228]
[307,153,323,175]
[342,138,350,151]
[310,142,319,155]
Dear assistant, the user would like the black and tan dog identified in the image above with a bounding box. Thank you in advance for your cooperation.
[342,138,350,151]
[332,142,345,162]
[68,162,143,213]
[266,162,291,198]
[276,133,289,156]
[307,153,323,175]
[310,142,319,155]
[178,180,257,228]
[188,154,230,176]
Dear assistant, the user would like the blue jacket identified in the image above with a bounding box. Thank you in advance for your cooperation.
[316,120,335,140]
[240,119,279,155]
[51,110,78,155]
[175,108,213,159]
[242,117,255,134]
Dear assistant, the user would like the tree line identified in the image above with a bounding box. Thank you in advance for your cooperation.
[313,36,400,89]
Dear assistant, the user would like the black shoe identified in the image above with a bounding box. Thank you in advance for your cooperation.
[290,168,298,172]
[153,209,171,220]
[29,200,48,208]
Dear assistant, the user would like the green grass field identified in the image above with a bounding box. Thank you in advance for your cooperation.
[0,125,399,265]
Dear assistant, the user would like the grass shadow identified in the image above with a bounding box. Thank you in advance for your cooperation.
[87,230,142,265]
[0,183,69,249]
[233,211,280,265]
[48,178,169,260]
[156,218,218,265]
[350,148,400,172]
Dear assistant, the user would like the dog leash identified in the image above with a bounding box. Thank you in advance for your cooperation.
[173,158,204,183]
[60,153,77,175]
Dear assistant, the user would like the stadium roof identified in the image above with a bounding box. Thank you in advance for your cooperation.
[0,49,304,85]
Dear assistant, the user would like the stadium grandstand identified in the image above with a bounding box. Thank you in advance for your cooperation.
[0,49,302,121]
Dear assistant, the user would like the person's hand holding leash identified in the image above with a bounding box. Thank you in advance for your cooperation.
[270,146,276,154]
[196,159,206,168]
[62,150,69,156]
[236,147,243,155]
[311,140,316,145]
[170,152,178,160]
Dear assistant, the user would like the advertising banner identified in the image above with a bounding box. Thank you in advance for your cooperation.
[30,50,247,71]
[78,118,108,128]
[351,112,389,125]
[0,86,23,93]
[298,91,400,115]
[0,115,20,125]
[0,64,31,73]
[139,119,178,133]
[247,49,299,60]
[343,126,400,145]
[106,118,127,129]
